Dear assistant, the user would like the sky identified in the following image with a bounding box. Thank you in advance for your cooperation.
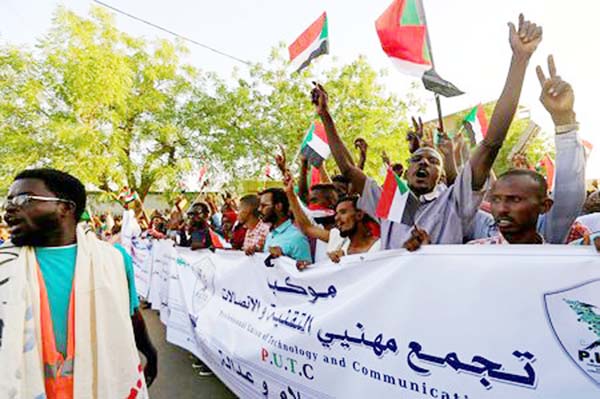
[1,0,599,178]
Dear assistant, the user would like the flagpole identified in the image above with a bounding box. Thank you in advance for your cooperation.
[434,95,444,132]
[417,0,444,132]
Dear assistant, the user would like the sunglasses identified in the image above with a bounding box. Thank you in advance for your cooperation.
[2,194,75,210]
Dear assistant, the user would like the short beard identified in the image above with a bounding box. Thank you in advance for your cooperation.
[262,213,277,225]
[11,233,32,247]
[339,224,357,238]
[12,216,62,247]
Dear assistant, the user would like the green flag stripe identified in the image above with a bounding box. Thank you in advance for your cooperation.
[400,0,422,26]
[464,106,478,122]
[422,39,431,63]
[393,173,409,194]
[301,123,316,148]
[319,16,329,40]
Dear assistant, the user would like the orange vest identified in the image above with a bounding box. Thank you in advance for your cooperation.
[36,265,75,399]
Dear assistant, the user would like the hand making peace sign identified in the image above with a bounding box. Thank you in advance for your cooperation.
[536,55,576,126]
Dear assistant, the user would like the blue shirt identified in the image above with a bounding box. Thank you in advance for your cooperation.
[35,243,139,357]
[264,219,312,262]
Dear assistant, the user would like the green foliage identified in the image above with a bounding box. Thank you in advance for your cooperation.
[0,47,47,187]
[449,103,554,175]
[0,6,553,201]
[0,6,197,199]
[493,118,554,175]
[187,44,420,184]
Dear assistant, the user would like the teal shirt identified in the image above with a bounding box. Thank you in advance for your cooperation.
[571,232,600,245]
[35,243,139,357]
[264,219,312,262]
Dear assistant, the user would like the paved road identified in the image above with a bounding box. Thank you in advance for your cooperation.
[142,308,236,399]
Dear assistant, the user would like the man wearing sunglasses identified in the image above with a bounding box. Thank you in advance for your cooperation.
[0,168,155,399]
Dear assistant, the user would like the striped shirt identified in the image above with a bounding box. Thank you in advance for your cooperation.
[242,220,271,252]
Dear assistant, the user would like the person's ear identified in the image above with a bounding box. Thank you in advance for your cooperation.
[59,202,76,219]
[355,209,364,221]
[275,203,283,214]
[540,197,554,214]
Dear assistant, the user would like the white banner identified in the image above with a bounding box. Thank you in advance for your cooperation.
[139,243,600,398]
[131,237,153,299]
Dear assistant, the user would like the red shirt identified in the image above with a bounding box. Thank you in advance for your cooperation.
[230,223,247,250]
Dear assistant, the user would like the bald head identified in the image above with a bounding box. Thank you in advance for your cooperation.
[496,169,548,199]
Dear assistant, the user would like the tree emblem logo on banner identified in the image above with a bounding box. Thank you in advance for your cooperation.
[544,279,600,388]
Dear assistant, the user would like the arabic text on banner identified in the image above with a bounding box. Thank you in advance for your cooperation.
[135,244,600,398]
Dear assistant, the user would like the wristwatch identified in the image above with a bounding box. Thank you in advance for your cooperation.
[555,122,579,134]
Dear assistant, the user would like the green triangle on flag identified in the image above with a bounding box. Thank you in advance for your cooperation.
[376,167,411,223]
[376,0,432,77]
[288,12,329,74]
[300,120,330,167]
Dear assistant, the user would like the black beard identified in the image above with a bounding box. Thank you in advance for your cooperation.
[11,234,52,247]
[12,214,62,247]
[339,224,357,238]
[11,233,30,246]
[262,213,277,225]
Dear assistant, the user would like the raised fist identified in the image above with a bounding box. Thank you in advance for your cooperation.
[311,83,329,117]
[508,14,542,59]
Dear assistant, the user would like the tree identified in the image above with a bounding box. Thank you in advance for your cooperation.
[186,44,422,185]
[493,118,554,175]
[0,6,201,200]
[449,103,553,174]
[1,6,551,200]
[1,9,421,197]
[0,46,47,188]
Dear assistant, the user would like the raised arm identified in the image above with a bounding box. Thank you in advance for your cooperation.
[470,14,542,189]
[536,55,586,243]
[452,133,466,169]
[283,174,331,242]
[437,131,458,185]
[274,144,289,177]
[312,85,368,193]
[297,155,310,204]
[354,138,368,170]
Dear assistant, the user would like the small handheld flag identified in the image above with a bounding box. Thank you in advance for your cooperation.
[209,229,232,249]
[300,120,330,167]
[463,104,489,144]
[376,167,411,223]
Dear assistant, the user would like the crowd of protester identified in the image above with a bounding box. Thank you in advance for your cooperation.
[2,14,600,397]
[79,15,598,268]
